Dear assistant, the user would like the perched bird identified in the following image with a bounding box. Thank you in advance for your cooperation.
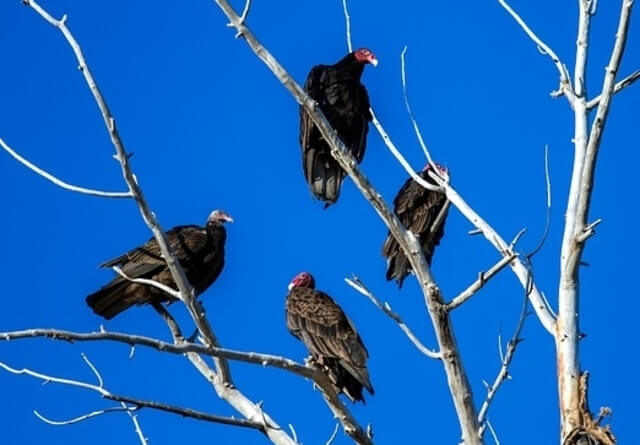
[299,48,378,206]
[382,164,449,287]
[86,210,233,319]
[285,272,374,403]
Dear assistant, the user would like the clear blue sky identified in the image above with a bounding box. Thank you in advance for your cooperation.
[1,1,638,444]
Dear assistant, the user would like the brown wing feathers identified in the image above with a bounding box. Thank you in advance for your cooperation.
[286,283,374,403]
[86,212,231,319]
[299,52,373,206]
[383,169,449,287]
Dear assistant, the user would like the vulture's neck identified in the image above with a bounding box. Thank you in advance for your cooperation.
[333,54,365,79]
[206,223,227,245]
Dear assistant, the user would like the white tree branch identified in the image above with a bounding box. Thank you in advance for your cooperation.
[345,276,441,360]
[341,0,353,53]
[0,137,131,198]
[557,1,634,438]
[0,327,318,380]
[369,110,442,192]
[0,358,264,433]
[23,0,231,384]
[121,402,148,445]
[213,2,481,442]
[586,68,640,109]
[428,172,556,334]
[152,306,311,445]
[485,419,501,445]
[157,303,371,445]
[400,46,435,165]
[112,266,181,300]
[497,0,575,101]
[447,254,517,310]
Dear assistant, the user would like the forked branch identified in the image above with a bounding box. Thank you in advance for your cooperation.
[0,358,264,433]
[497,0,575,101]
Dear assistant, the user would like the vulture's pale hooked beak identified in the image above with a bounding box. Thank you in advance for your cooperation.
[287,282,294,291]
[370,58,379,67]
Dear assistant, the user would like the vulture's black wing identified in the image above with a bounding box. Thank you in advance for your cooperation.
[383,173,448,287]
[299,59,372,206]
[86,225,218,319]
[286,286,374,402]
[300,65,345,205]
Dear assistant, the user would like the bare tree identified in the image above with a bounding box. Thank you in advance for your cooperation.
[0,0,636,444]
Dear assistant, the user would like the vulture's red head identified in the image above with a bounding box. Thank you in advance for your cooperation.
[354,48,378,67]
[288,272,316,291]
[207,209,234,225]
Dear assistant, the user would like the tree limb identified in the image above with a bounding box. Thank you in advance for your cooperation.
[345,276,441,360]
[0,137,131,198]
[447,254,517,311]
[497,0,575,101]
[586,69,640,109]
[428,172,556,334]
[0,358,264,433]
[0,327,316,379]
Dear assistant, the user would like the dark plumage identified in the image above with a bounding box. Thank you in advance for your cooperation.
[383,164,449,287]
[299,48,377,206]
[285,272,374,403]
[86,210,233,319]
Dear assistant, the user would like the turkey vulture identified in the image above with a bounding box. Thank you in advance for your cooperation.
[382,164,449,287]
[285,272,374,403]
[86,210,233,319]
[299,48,377,206]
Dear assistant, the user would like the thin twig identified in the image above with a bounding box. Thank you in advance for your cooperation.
[369,109,441,192]
[121,402,148,445]
[326,423,340,445]
[81,353,103,388]
[400,46,434,165]
[0,359,264,432]
[0,137,131,198]
[239,0,252,23]
[477,296,529,436]
[447,254,517,310]
[113,266,181,300]
[497,0,575,101]
[526,145,552,259]
[288,424,299,443]
[341,0,353,52]
[345,276,441,360]
[34,406,136,426]
[485,419,501,445]
[587,69,640,109]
